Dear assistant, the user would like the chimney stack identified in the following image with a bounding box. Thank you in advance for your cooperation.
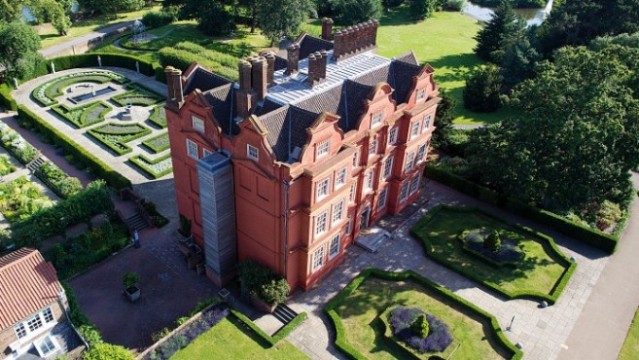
[286,44,300,75]
[331,20,380,62]
[307,53,318,85]
[263,52,276,86]
[165,66,184,111]
[236,60,255,118]
[319,50,328,79]
[251,56,267,100]
[333,30,344,60]
[321,18,333,40]
[371,19,379,46]
[238,60,252,92]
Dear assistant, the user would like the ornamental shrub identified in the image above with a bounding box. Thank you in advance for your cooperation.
[389,306,453,353]
[82,343,134,360]
[142,11,175,29]
[238,260,290,305]
[484,229,502,252]
[411,314,430,338]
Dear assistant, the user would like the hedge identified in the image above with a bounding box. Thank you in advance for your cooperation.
[410,205,576,304]
[44,53,156,78]
[425,164,619,253]
[17,105,132,190]
[229,308,308,347]
[0,83,17,111]
[325,268,523,360]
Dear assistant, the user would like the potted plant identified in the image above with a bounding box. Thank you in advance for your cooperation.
[123,272,140,302]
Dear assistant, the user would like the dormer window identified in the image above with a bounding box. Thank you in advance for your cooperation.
[247,144,259,161]
[192,116,205,133]
[317,140,330,158]
[371,111,383,128]
[416,88,426,101]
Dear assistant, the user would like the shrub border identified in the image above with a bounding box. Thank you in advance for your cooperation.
[141,132,170,153]
[130,153,172,179]
[324,268,523,360]
[425,164,620,253]
[0,83,18,111]
[410,205,576,304]
[148,104,167,128]
[17,105,131,190]
[88,123,152,156]
[229,308,308,347]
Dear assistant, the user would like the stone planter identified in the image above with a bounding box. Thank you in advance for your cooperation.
[125,286,141,302]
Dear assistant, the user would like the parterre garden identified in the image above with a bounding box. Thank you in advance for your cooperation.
[30,69,172,179]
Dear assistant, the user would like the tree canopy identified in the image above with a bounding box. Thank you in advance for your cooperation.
[256,0,313,43]
[0,22,42,79]
[473,0,526,63]
[330,0,382,26]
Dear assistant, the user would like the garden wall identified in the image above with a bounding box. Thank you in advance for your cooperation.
[425,164,620,253]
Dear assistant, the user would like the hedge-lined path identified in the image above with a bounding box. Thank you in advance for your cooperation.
[558,173,639,360]
[39,21,133,59]
[286,180,611,360]
[12,67,170,186]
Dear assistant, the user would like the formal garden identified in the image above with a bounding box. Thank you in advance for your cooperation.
[27,69,172,180]
[410,205,575,303]
[326,268,522,359]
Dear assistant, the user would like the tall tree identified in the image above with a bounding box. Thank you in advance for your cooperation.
[466,37,639,212]
[256,0,313,44]
[473,0,525,63]
[410,0,435,21]
[0,0,24,22]
[197,0,235,36]
[499,27,540,89]
[329,0,382,25]
[0,22,42,80]
[463,65,503,112]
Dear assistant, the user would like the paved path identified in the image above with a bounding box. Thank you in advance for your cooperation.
[40,21,133,59]
[286,180,611,360]
[558,173,639,360]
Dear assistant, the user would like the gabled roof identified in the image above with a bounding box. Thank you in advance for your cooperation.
[394,51,419,66]
[298,33,334,59]
[258,105,318,161]
[203,84,238,135]
[0,248,63,330]
[183,66,232,94]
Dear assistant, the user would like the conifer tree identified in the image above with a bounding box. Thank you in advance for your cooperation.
[473,0,525,63]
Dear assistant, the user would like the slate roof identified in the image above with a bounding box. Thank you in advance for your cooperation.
[298,34,334,59]
[203,84,238,135]
[394,51,419,66]
[0,248,62,330]
[184,67,231,94]
[258,105,317,161]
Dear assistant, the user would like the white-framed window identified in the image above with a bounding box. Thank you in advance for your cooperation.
[27,314,43,333]
[388,127,398,145]
[332,200,344,224]
[329,234,341,259]
[316,177,330,200]
[383,156,394,179]
[405,152,416,172]
[349,181,357,203]
[368,139,377,158]
[400,182,410,202]
[15,322,27,339]
[423,114,432,130]
[192,116,205,133]
[317,140,330,158]
[352,150,360,168]
[416,88,426,101]
[410,175,420,194]
[36,336,57,357]
[364,169,375,191]
[371,111,383,128]
[247,144,259,161]
[410,121,421,139]
[186,139,198,159]
[416,143,427,163]
[42,307,54,323]
[335,168,347,189]
[377,188,388,209]
[315,211,328,236]
[311,245,325,272]
[203,148,214,158]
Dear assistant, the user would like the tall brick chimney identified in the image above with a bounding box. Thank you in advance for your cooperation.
[372,19,379,46]
[236,60,254,118]
[263,52,276,86]
[319,50,328,79]
[333,30,344,60]
[165,66,184,111]
[251,56,267,100]
[238,60,252,92]
[307,53,318,85]
[286,44,300,75]
[321,18,333,40]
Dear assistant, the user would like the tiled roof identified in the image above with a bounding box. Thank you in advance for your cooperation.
[258,105,318,162]
[204,84,238,135]
[298,34,334,59]
[0,248,62,330]
[184,67,232,95]
[394,51,419,66]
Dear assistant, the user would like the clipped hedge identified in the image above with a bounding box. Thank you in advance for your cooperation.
[0,83,17,111]
[130,153,173,179]
[88,123,152,156]
[229,308,308,346]
[45,53,156,77]
[17,105,131,190]
[52,101,112,128]
[425,164,619,253]
[410,205,576,304]
[325,268,523,360]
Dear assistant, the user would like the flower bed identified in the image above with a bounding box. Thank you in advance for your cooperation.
[148,104,167,128]
[32,70,128,107]
[52,101,112,128]
[0,176,54,223]
[112,83,163,107]
[459,229,524,267]
[141,132,170,153]
[129,153,172,179]
[0,122,39,164]
[88,123,151,156]
[34,162,83,199]
[387,307,453,354]
[0,155,16,176]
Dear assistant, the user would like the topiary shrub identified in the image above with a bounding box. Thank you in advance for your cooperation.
[389,306,453,353]
[410,314,430,338]
[484,229,502,253]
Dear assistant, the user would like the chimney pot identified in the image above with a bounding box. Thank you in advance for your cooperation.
[251,56,267,100]
[263,52,276,86]
[321,17,334,41]
[319,50,328,79]
[286,44,300,75]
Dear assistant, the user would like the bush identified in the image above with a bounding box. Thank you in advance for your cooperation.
[34,161,83,199]
[442,0,466,11]
[484,229,502,252]
[463,65,503,112]
[390,307,452,353]
[237,260,289,305]
[411,0,435,20]
[411,314,430,338]
[142,11,175,29]
[0,83,17,111]
[197,1,235,36]
[330,0,383,26]
[82,343,134,360]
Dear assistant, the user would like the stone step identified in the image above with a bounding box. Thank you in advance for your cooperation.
[273,303,297,324]
[355,227,391,253]
[125,213,148,231]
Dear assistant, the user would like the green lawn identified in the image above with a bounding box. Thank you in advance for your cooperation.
[411,206,573,301]
[38,6,161,48]
[618,308,639,360]
[333,276,511,359]
[171,316,308,360]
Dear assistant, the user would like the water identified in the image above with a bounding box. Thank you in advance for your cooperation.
[462,0,554,26]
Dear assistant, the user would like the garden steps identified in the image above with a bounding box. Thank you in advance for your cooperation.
[27,156,46,173]
[273,303,298,325]
[355,227,391,253]
[125,212,148,231]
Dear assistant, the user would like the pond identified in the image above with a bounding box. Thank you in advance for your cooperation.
[462,0,554,26]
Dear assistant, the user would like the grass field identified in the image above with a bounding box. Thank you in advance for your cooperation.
[411,207,572,299]
[38,6,161,48]
[334,277,510,359]
[171,316,308,360]
[618,308,639,360]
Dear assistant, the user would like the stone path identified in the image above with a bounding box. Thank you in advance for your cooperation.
[39,21,133,59]
[286,180,610,360]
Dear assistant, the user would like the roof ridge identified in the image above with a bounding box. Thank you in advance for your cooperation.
[0,248,36,269]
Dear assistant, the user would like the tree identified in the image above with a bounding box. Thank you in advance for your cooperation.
[0,0,24,22]
[499,28,540,90]
[197,0,235,36]
[42,0,71,35]
[466,37,639,212]
[256,0,313,44]
[78,0,144,18]
[463,65,503,112]
[410,0,435,21]
[0,22,43,80]
[431,91,455,149]
[330,0,382,26]
[473,0,525,63]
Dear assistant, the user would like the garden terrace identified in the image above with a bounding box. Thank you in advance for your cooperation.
[52,101,112,128]
[130,153,172,179]
[410,205,575,303]
[32,70,128,107]
[88,123,152,156]
[325,268,521,359]
[111,83,163,107]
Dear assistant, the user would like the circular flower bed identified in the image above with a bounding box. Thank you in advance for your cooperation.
[389,306,453,353]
